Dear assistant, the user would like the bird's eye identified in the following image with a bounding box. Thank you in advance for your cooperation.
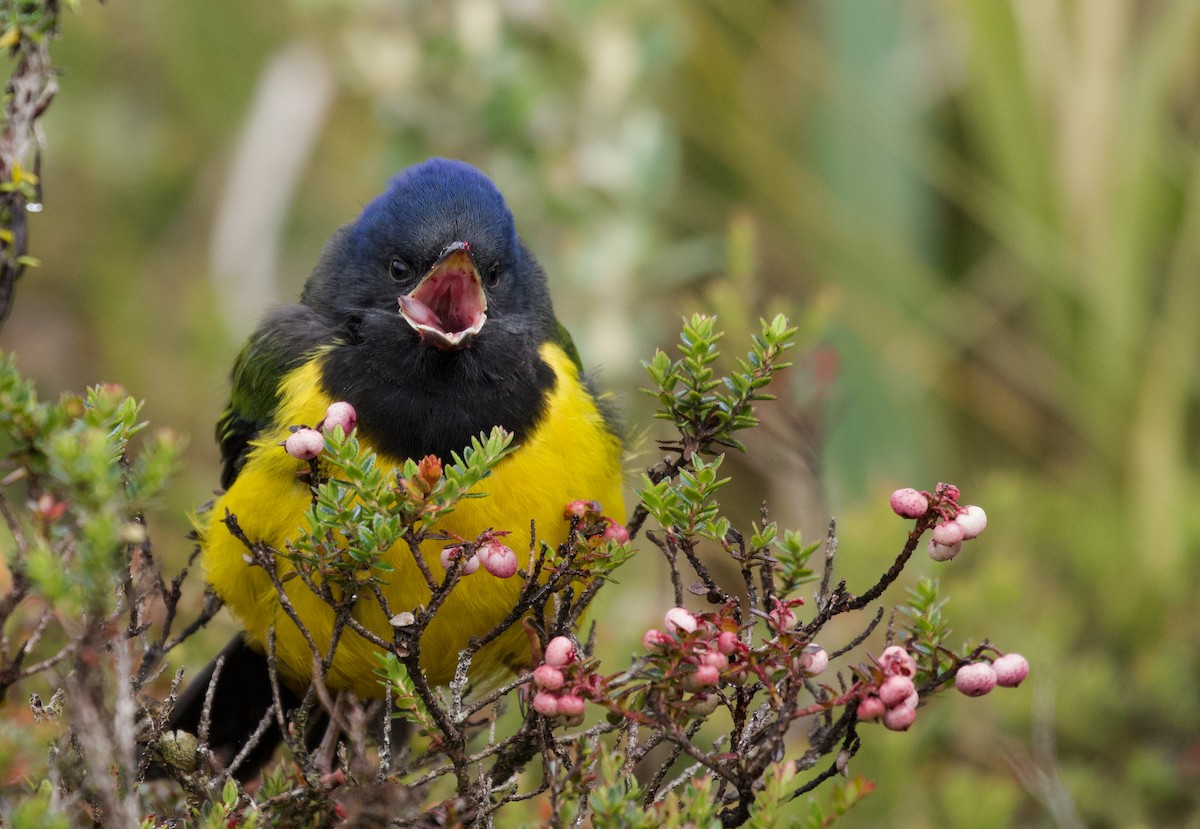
[388,257,410,281]
[485,261,502,288]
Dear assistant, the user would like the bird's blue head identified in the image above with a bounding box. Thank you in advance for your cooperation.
[305,159,564,462]
[353,159,519,265]
[306,158,551,351]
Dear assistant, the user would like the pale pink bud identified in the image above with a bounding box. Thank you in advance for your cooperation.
[544,636,576,667]
[931,521,965,546]
[603,522,630,543]
[768,605,798,633]
[480,542,519,578]
[795,646,829,677]
[882,703,917,731]
[992,653,1029,687]
[890,487,929,519]
[643,628,671,652]
[284,428,325,460]
[940,483,960,501]
[321,401,357,435]
[878,646,916,678]
[439,545,479,575]
[955,662,998,697]
[878,675,916,708]
[532,692,560,716]
[563,499,601,520]
[856,696,886,721]
[716,631,739,655]
[556,694,585,718]
[532,664,564,691]
[954,505,987,540]
[664,607,698,635]
[699,650,728,671]
[928,538,962,562]
[693,665,720,686]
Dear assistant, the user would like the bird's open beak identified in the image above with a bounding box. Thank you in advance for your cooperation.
[397,242,488,350]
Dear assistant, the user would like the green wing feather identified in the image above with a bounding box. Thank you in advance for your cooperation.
[550,318,584,373]
[216,305,332,489]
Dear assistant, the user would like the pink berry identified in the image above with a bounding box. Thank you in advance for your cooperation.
[321,401,357,435]
[992,653,1029,687]
[901,690,919,709]
[642,628,671,652]
[693,665,720,686]
[856,696,886,721]
[564,499,601,520]
[928,538,962,562]
[699,650,728,671]
[716,631,739,655]
[954,505,987,540]
[878,675,916,708]
[603,522,630,543]
[284,428,325,460]
[955,662,998,697]
[882,703,917,731]
[664,607,698,635]
[931,521,965,546]
[768,605,798,632]
[532,692,560,717]
[556,694,585,718]
[532,664,564,691]
[890,488,929,519]
[480,542,519,578]
[544,636,576,667]
[795,646,829,677]
[439,545,479,575]
[878,646,916,678]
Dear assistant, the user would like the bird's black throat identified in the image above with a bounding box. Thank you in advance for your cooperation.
[320,315,556,464]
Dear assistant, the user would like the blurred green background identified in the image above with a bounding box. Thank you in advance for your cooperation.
[2,1,1199,826]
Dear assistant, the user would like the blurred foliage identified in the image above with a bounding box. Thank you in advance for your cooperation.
[0,0,1197,826]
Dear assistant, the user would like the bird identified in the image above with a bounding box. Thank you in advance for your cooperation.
[162,158,625,777]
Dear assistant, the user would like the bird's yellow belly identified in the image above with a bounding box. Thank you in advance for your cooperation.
[202,343,624,696]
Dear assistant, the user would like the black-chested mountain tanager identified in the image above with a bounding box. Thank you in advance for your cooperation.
[164,158,624,776]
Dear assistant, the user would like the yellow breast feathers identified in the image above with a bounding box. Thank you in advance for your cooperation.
[202,342,624,696]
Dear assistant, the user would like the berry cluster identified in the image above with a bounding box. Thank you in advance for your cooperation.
[530,636,603,726]
[954,653,1029,696]
[856,645,1031,732]
[890,482,987,562]
[856,646,920,731]
[564,498,630,544]
[438,537,520,579]
[283,400,359,460]
[636,605,830,724]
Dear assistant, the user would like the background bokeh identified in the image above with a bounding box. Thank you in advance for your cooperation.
[2,1,1198,826]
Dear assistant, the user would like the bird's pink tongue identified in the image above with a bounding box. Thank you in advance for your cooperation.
[396,294,441,329]
[397,246,488,350]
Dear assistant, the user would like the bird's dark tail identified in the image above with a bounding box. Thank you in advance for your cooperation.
[149,632,307,781]
[147,634,409,783]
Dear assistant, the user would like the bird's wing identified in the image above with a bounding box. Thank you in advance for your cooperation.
[216,304,332,489]
[551,318,584,373]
